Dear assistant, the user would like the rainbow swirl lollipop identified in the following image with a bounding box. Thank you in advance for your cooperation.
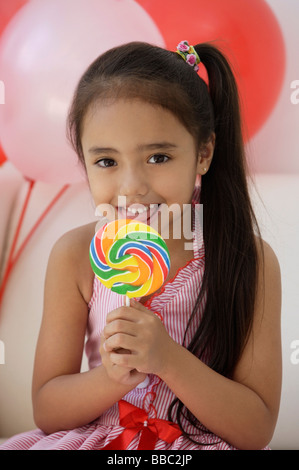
[89,219,170,300]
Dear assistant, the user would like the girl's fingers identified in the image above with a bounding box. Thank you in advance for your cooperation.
[105,307,132,324]
[103,319,137,340]
[105,301,150,324]
[109,351,135,369]
[104,302,153,339]
[104,332,137,353]
[102,301,169,375]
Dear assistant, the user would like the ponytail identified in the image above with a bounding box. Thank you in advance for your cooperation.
[196,43,243,149]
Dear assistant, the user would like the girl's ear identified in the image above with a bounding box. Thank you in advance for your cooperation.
[197,133,215,175]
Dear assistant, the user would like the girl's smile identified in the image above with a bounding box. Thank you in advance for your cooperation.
[116,201,161,225]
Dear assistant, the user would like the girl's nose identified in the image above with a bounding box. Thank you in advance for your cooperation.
[119,165,149,198]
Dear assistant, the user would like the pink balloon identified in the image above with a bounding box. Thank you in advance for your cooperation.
[0,0,164,184]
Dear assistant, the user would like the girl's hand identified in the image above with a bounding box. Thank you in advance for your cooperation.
[99,332,147,387]
[102,300,176,377]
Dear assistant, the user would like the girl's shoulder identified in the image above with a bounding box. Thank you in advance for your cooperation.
[48,222,97,305]
[256,236,280,277]
[52,221,97,251]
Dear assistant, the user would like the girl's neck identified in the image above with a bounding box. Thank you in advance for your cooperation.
[165,235,195,278]
[139,237,194,306]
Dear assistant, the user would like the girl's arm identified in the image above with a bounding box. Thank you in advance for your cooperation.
[32,226,144,435]
[104,240,282,450]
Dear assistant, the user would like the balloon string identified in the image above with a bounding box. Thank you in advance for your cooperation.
[0,180,69,309]
[0,179,35,305]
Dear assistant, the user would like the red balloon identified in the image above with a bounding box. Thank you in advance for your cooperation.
[0,0,28,37]
[135,0,285,139]
[0,144,6,166]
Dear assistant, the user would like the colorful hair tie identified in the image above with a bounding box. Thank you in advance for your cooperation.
[176,40,200,72]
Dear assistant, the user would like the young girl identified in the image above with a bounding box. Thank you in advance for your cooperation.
[0,40,281,450]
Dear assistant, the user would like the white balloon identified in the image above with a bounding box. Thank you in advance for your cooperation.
[0,0,164,184]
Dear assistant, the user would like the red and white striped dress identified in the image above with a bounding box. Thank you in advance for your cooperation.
[0,216,248,451]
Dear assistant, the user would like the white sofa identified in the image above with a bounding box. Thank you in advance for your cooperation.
[0,162,298,449]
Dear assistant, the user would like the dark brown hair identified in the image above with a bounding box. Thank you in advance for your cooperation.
[67,41,262,443]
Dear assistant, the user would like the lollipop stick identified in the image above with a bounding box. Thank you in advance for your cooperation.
[125,295,130,306]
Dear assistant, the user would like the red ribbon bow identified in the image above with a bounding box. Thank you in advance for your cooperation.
[103,400,182,450]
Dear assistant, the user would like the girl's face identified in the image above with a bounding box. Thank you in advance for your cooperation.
[81,98,210,246]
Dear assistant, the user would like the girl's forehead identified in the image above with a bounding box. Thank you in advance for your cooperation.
[82,98,189,135]
[81,98,198,155]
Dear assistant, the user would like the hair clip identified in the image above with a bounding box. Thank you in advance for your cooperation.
[176,40,200,72]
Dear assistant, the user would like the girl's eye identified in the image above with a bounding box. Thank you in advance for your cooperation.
[96,158,116,168]
[148,154,169,164]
